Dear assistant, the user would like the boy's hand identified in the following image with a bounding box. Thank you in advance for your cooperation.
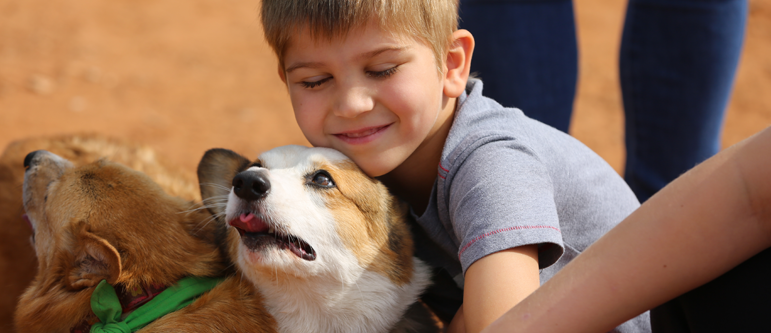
[462,245,540,333]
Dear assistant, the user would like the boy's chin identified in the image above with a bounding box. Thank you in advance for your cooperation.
[350,153,403,178]
[358,160,395,178]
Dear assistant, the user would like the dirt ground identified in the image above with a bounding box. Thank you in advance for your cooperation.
[1,0,769,174]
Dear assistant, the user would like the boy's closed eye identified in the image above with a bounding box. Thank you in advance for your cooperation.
[366,65,399,79]
[297,64,401,89]
[300,76,332,89]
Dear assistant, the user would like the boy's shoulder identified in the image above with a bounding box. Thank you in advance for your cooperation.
[444,79,590,165]
[442,78,637,209]
[426,79,638,277]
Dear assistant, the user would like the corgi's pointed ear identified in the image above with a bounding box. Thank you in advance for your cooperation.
[197,148,251,218]
[67,225,121,290]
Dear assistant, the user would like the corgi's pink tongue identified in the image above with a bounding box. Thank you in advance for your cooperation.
[229,213,269,233]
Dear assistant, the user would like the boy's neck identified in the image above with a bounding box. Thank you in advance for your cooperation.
[378,97,457,216]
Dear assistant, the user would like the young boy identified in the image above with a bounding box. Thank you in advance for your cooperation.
[260,1,650,332]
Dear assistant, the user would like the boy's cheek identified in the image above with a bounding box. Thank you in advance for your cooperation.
[294,116,326,147]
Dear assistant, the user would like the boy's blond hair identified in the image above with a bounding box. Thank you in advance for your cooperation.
[261,0,459,72]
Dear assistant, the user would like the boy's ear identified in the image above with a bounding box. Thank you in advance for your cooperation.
[443,29,475,98]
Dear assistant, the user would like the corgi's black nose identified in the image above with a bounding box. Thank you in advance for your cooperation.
[232,170,270,201]
[23,150,44,170]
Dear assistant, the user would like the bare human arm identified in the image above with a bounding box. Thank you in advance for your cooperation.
[481,126,771,333]
[446,245,540,333]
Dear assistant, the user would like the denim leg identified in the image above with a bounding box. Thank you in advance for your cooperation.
[459,0,578,133]
[620,0,748,202]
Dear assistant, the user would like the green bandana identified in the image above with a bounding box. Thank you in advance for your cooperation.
[89,276,223,333]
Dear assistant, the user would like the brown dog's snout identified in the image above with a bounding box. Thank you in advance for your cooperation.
[232,170,270,201]
[23,150,45,170]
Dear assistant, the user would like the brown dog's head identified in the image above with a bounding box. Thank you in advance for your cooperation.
[16,150,224,333]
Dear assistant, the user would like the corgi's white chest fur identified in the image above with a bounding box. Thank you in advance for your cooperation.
[251,258,430,333]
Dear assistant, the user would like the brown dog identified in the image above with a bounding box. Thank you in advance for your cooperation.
[13,145,276,332]
[0,133,201,332]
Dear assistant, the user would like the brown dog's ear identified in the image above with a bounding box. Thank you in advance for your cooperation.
[67,226,122,290]
[197,148,251,218]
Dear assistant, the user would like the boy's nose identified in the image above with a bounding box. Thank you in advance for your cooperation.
[334,86,374,118]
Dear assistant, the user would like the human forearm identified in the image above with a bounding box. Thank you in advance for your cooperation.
[464,245,540,333]
[482,127,771,333]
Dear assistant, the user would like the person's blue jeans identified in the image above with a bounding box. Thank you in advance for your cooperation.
[460,0,578,133]
[459,0,748,202]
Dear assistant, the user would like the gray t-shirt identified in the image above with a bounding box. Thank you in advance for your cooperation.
[413,79,650,332]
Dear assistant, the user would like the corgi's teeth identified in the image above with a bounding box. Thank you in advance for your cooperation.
[268,227,274,234]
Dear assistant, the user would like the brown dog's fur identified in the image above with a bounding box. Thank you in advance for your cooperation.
[0,133,201,332]
[3,134,275,332]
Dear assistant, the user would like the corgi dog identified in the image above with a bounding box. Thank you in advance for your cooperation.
[15,150,276,333]
[197,145,438,333]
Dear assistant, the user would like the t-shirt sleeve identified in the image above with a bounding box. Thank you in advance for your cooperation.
[448,139,564,274]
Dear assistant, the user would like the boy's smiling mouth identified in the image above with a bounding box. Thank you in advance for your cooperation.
[333,123,392,144]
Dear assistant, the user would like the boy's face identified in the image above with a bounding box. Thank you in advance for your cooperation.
[281,22,454,177]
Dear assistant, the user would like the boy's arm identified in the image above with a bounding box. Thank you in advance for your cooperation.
[454,244,541,333]
[481,127,771,333]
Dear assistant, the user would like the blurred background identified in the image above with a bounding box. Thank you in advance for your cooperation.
[0,0,769,173]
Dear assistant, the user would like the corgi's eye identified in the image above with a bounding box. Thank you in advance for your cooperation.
[309,171,335,188]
